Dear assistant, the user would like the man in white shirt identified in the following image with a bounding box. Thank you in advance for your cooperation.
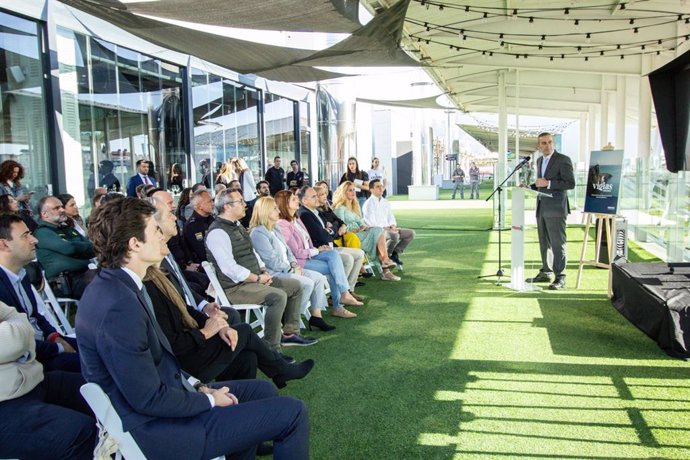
[362,179,415,267]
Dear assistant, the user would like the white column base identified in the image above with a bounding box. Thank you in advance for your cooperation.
[408,185,439,200]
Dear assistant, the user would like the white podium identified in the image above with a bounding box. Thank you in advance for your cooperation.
[504,187,549,292]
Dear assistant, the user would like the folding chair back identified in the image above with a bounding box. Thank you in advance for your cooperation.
[35,284,74,336]
[201,261,266,336]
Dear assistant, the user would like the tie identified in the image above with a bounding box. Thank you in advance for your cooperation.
[17,280,43,340]
[541,157,549,177]
[142,175,150,185]
[166,256,196,307]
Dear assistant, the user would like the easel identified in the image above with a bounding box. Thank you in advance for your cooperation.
[576,212,615,297]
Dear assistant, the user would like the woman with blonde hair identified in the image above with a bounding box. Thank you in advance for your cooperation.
[333,181,400,281]
[274,190,361,318]
[230,157,257,202]
[216,160,235,187]
[249,197,335,331]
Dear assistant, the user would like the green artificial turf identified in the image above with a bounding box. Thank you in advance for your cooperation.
[279,208,690,459]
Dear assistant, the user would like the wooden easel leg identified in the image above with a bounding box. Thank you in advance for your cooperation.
[576,214,592,288]
[606,216,614,298]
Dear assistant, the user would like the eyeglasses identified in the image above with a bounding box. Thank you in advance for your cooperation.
[227,199,245,205]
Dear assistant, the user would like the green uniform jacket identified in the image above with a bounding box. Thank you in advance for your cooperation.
[34,220,95,279]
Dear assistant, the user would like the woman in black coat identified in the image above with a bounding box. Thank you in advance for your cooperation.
[143,265,313,387]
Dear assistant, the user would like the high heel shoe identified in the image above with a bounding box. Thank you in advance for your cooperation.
[308,316,336,331]
[272,359,315,389]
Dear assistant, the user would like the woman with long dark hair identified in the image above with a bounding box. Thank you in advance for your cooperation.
[57,193,86,237]
[339,156,370,209]
[0,195,37,232]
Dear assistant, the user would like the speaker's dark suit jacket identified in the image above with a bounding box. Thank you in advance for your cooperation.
[76,268,211,459]
[532,151,575,217]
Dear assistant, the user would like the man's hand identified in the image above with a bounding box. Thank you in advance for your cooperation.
[56,337,76,353]
[200,316,229,339]
[203,302,227,319]
[204,386,238,407]
[535,178,549,188]
[218,327,238,351]
[258,273,273,285]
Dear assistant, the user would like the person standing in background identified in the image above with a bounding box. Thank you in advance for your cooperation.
[339,157,370,209]
[367,157,387,197]
[451,164,465,200]
[287,160,305,189]
[265,156,286,196]
[469,162,480,199]
[0,160,34,220]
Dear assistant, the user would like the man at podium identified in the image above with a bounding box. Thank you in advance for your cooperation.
[526,132,575,290]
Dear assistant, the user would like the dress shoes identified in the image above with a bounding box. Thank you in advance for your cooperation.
[349,291,364,301]
[526,272,552,283]
[382,271,401,281]
[281,334,318,347]
[272,359,315,389]
[279,353,296,364]
[548,277,566,290]
[390,251,403,267]
[360,272,373,279]
[355,281,365,288]
[308,316,336,331]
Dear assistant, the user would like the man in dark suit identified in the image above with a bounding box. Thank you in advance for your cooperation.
[527,132,576,290]
[77,197,309,459]
[0,213,80,372]
[126,159,158,197]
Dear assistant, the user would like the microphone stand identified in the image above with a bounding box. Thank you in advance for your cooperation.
[478,157,531,285]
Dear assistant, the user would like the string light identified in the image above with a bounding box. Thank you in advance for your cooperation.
[633,27,639,33]
[629,19,634,25]
[586,32,591,42]
[574,19,579,26]
[439,4,444,11]
[564,8,570,14]
[619,3,626,10]
[529,17,534,23]
[425,22,430,31]
[541,35,546,41]
[483,12,488,18]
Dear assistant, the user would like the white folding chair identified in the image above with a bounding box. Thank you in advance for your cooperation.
[80,383,223,460]
[35,284,75,336]
[80,383,146,460]
[201,261,266,337]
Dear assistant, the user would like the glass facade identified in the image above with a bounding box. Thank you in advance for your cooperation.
[265,92,298,170]
[57,29,184,209]
[0,11,51,205]
[299,100,311,185]
[191,68,261,188]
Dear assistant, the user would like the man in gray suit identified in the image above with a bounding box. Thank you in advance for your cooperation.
[526,132,575,290]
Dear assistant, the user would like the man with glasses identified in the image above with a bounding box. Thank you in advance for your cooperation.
[34,196,95,299]
[206,190,315,352]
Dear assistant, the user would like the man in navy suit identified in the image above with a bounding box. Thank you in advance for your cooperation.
[0,213,80,372]
[77,197,309,459]
[126,159,157,197]
[527,132,576,290]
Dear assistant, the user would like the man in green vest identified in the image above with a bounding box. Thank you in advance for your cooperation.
[34,196,95,299]
[205,190,316,353]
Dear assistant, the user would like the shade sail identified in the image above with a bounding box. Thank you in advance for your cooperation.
[357,94,453,110]
[88,0,361,33]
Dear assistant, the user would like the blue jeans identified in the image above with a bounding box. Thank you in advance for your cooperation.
[304,250,350,307]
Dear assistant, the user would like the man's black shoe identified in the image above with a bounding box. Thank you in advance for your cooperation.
[549,278,566,290]
[355,281,365,288]
[390,251,403,266]
[279,353,296,364]
[526,272,552,283]
[360,272,373,279]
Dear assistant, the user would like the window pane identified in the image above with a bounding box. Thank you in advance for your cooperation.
[0,11,50,214]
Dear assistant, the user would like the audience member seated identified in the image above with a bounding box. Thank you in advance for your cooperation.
[176,186,192,225]
[0,159,34,221]
[315,180,333,204]
[34,196,96,299]
[0,214,80,372]
[57,193,87,238]
[241,180,270,228]
[99,159,120,192]
[333,181,401,281]
[300,185,365,295]
[184,189,215,263]
[362,179,415,268]
[0,301,96,460]
[144,263,314,386]
[249,196,336,331]
[205,190,314,351]
[274,190,361,319]
[0,194,37,232]
[184,183,207,221]
[152,190,209,298]
[77,197,310,459]
[126,158,157,197]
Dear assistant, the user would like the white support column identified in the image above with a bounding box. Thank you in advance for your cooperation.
[615,75,626,150]
[637,54,653,211]
[514,70,520,172]
[600,88,609,147]
[496,70,508,229]
[588,104,597,153]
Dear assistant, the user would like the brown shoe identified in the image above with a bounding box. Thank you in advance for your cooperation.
[382,271,401,281]
[349,291,364,302]
[331,308,357,318]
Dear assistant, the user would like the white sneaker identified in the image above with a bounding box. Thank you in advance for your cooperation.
[382,271,401,281]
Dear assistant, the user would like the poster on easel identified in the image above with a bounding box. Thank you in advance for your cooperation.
[584,150,624,215]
